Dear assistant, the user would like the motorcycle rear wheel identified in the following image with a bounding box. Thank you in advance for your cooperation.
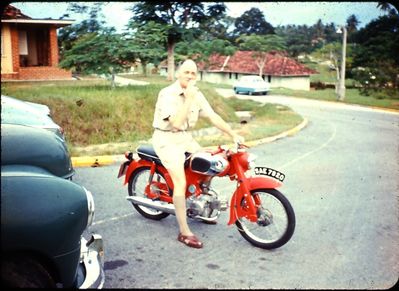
[128,166,171,220]
[235,188,295,249]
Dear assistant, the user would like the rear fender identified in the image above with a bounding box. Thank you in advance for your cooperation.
[124,160,173,188]
[227,176,282,225]
[124,160,152,185]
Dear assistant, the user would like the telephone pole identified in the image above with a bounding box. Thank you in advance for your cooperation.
[337,26,347,101]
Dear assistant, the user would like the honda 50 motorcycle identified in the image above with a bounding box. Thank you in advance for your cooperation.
[118,143,295,249]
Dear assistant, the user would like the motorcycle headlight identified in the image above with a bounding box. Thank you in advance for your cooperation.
[248,153,257,169]
[83,187,95,227]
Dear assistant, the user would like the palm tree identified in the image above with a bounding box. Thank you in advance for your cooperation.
[346,14,360,34]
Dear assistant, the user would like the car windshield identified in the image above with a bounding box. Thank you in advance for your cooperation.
[241,76,263,82]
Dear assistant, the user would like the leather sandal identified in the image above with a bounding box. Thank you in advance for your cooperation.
[177,233,203,249]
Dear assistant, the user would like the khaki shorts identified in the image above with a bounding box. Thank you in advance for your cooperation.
[151,129,201,170]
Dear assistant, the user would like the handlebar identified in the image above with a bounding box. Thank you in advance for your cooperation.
[214,143,249,155]
[236,142,249,149]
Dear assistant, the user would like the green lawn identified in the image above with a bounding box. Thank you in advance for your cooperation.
[2,77,303,156]
[271,87,399,110]
[3,71,396,156]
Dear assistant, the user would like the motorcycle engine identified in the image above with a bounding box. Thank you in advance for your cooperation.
[186,191,226,219]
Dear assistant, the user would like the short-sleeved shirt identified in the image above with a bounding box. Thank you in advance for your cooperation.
[152,81,215,131]
[151,81,215,170]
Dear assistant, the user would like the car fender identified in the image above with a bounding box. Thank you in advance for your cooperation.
[1,124,74,179]
[1,168,88,254]
[1,167,90,287]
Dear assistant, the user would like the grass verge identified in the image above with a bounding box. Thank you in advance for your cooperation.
[2,77,303,157]
[271,87,399,110]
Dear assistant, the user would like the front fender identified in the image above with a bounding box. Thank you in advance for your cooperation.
[1,167,90,287]
[247,176,283,189]
[227,176,283,225]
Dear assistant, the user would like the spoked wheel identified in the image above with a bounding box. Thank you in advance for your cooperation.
[235,188,295,249]
[128,166,171,220]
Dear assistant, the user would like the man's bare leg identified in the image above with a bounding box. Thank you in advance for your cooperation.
[167,165,192,236]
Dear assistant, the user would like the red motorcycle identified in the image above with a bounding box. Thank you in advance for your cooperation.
[118,143,295,249]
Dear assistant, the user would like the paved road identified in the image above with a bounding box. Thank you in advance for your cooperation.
[75,92,398,289]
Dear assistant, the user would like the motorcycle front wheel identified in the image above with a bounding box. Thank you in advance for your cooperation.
[128,166,171,220]
[235,188,295,249]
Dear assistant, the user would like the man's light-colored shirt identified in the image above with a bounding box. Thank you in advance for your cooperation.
[152,81,215,131]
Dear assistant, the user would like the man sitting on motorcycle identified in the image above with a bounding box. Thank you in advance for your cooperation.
[151,59,244,249]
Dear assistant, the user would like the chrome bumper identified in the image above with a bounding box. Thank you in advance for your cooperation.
[79,234,105,289]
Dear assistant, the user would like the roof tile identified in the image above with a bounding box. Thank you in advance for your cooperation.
[199,50,317,76]
[2,5,32,20]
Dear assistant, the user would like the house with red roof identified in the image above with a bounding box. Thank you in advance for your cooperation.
[196,50,317,91]
[161,50,317,91]
[1,5,74,80]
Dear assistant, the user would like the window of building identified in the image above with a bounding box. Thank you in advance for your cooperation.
[18,30,28,55]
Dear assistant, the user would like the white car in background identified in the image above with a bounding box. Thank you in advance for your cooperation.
[1,95,65,139]
[233,75,270,95]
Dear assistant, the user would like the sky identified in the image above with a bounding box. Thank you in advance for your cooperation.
[9,1,393,32]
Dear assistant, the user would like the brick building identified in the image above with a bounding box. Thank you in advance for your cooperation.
[1,5,74,80]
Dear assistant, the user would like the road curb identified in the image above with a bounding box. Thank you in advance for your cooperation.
[71,118,309,168]
[71,155,117,168]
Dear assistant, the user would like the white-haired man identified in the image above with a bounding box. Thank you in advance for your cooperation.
[152,59,244,248]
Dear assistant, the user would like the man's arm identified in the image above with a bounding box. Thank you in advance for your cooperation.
[169,81,197,130]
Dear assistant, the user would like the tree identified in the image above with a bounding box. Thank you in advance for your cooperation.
[323,22,340,43]
[351,13,399,94]
[346,14,360,33]
[197,3,234,42]
[58,2,108,58]
[175,38,236,69]
[233,8,274,37]
[346,14,360,43]
[57,3,134,87]
[312,41,354,94]
[275,25,312,57]
[124,21,168,76]
[352,14,399,67]
[59,31,133,87]
[237,34,286,76]
[130,2,226,81]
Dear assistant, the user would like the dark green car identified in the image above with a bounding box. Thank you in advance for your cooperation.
[1,124,104,288]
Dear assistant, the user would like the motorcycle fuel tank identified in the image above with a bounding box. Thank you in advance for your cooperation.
[190,152,228,175]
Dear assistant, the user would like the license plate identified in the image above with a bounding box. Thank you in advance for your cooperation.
[254,167,285,182]
[117,161,130,178]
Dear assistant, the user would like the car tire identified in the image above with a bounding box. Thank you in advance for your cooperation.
[1,255,57,288]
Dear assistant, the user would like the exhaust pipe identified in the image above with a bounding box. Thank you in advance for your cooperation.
[126,196,176,215]
[126,196,222,222]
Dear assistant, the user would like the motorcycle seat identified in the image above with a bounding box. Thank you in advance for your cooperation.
[136,145,191,167]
